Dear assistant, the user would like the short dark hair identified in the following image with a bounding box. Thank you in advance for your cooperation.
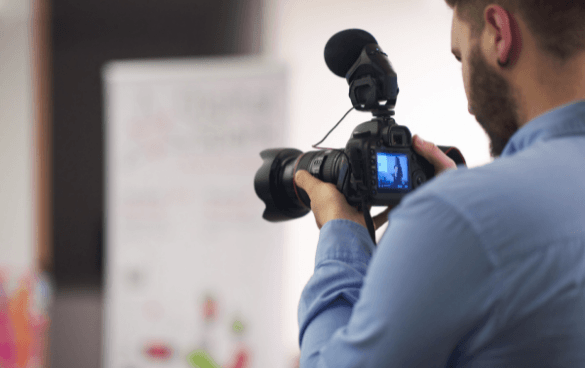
[445,0,585,61]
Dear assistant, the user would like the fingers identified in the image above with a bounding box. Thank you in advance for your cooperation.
[294,170,320,196]
[296,170,394,233]
[413,135,456,176]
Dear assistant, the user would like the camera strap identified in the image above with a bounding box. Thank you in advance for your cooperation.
[361,197,376,245]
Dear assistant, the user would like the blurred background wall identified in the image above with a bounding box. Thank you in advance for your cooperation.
[1,1,50,366]
[0,0,34,269]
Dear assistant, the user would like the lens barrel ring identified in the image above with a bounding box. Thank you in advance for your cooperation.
[292,153,312,209]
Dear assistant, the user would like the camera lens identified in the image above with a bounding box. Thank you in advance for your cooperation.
[254,148,308,222]
[254,148,346,222]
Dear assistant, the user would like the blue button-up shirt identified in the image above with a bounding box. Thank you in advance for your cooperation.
[298,100,585,367]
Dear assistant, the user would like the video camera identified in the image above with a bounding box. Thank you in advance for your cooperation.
[254,29,466,240]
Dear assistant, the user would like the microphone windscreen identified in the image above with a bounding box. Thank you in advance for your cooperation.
[324,29,378,78]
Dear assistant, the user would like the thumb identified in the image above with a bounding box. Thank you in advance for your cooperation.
[413,135,456,175]
[294,170,320,196]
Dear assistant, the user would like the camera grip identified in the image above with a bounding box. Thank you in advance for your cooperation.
[437,145,466,166]
[414,145,466,186]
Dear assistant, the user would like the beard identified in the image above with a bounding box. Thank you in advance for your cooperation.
[468,43,521,157]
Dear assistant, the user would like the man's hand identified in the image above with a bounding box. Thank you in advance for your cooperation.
[294,135,457,230]
[412,134,457,175]
[294,170,391,230]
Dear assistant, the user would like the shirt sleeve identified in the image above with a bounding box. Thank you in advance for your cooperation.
[297,191,498,368]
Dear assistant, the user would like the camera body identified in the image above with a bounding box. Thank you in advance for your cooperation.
[291,114,436,212]
[340,117,434,207]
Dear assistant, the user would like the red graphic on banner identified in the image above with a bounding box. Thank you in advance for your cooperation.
[228,347,251,368]
[145,343,173,360]
[203,295,218,321]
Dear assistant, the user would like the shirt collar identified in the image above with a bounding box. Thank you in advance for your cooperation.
[502,99,585,156]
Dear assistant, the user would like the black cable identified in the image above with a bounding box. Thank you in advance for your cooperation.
[310,106,376,243]
[362,197,376,245]
[312,107,355,150]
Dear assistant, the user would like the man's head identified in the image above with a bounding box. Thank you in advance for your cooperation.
[447,0,585,157]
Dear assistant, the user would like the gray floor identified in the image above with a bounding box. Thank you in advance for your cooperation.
[49,287,103,368]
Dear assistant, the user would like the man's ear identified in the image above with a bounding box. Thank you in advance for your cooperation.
[484,5,517,67]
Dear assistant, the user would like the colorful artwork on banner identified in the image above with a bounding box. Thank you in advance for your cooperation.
[0,269,51,368]
[186,294,251,368]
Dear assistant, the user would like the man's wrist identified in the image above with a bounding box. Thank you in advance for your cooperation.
[316,219,375,268]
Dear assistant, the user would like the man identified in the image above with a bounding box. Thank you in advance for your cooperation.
[390,161,403,189]
[294,1,585,367]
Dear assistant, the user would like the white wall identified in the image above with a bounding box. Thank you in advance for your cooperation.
[0,0,34,267]
[261,0,493,359]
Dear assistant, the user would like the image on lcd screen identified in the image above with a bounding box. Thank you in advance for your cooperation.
[377,152,409,191]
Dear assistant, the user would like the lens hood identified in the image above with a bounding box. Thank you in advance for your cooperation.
[254,148,311,222]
